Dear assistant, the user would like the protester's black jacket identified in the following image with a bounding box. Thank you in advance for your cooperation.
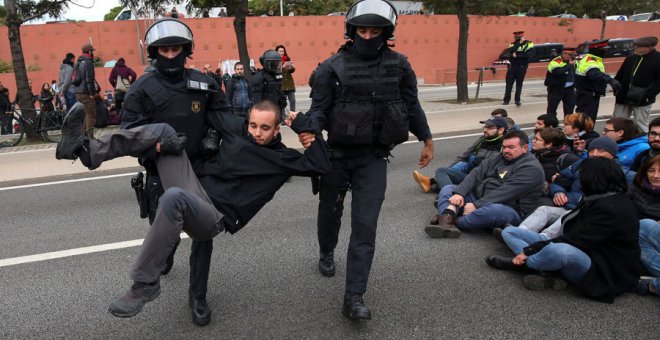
[199,112,331,234]
[524,193,641,303]
[614,49,660,106]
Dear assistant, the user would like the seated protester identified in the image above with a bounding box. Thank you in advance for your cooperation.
[531,127,579,189]
[528,114,559,148]
[628,155,660,297]
[562,112,599,157]
[55,100,331,318]
[496,136,623,247]
[412,116,507,193]
[490,108,521,132]
[630,117,660,172]
[486,157,641,303]
[425,131,545,238]
[602,117,649,171]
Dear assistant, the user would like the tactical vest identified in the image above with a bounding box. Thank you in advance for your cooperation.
[140,70,214,160]
[575,54,607,94]
[326,49,409,149]
[544,57,572,88]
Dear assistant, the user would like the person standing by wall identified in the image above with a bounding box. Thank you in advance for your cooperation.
[225,62,251,118]
[503,31,534,106]
[613,36,660,133]
[108,57,137,115]
[276,45,296,117]
[58,53,77,111]
[72,43,99,139]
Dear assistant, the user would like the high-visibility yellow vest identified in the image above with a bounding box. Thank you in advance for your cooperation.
[576,54,605,76]
[509,41,534,53]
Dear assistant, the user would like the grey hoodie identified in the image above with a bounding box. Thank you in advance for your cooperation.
[58,62,74,94]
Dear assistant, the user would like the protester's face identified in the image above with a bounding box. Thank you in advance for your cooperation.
[634,45,653,56]
[248,108,280,145]
[532,132,548,151]
[502,137,527,160]
[277,48,285,57]
[483,125,498,138]
[534,120,545,129]
[158,45,183,59]
[356,27,383,40]
[235,65,244,76]
[648,126,660,151]
[42,83,49,90]
[647,163,660,187]
[562,123,577,136]
[602,123,623,142]
[588,148,615,160]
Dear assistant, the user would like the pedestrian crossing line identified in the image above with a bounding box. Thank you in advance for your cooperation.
[0,233,190,268]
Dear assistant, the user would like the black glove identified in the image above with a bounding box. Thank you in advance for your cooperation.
[201,128,220,158]
[159,132,187,156]
[609,79,622,94]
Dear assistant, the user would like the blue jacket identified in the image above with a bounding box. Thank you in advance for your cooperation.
[549,158,636,210]
[617,135,649,171]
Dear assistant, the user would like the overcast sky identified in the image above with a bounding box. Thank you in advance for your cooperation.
[1,0,123,22]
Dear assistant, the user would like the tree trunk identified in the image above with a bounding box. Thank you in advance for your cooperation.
[5,0,39,142]
[600,11,607,40]
[456,1,469,103]
[233,0,251,81]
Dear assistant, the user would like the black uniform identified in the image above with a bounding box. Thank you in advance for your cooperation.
[503,40,534,105]
[250,70,287,111]
[544,57,576,117]
[308,43,432,295]
[121,67,233,300]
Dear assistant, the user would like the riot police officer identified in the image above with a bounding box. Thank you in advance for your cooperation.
[301,0,434,320]
[544,49,576,117]
[503,31,534,106]
[575,40,622,121]
[250,50,287,116]
[120,18,232,326]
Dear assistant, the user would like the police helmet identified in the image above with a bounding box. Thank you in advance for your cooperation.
[145,19,194,59]
[260,50,282,74]
[344,0,397,40]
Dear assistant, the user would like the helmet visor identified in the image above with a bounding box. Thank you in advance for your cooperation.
[264,60,283,74]
[347,0,397,27]
[145,19,193,47]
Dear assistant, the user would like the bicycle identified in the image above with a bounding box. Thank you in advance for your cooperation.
[0,103,65,147]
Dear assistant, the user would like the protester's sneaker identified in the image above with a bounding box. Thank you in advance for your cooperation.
[108,281,161,318]
[412,170,431,193]
[630,277,653,296]
[522,274,567,291]
[55,102,85,160]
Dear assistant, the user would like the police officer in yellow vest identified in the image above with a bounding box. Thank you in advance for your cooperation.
[575,40,621,121]
[544,48,576,117]
[503,31,534,106]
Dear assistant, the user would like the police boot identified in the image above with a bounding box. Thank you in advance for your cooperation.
[342,292,371,320]
[319,251,335,277]
[189,296,212,326]
[55,102,85,160]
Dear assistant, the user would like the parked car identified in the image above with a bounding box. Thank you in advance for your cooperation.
[492,43,564,66]
[630,11,660,22]
[576,38,635,58]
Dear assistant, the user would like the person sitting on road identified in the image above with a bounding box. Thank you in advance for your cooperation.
[527,114,559,148]
[412,116,507,193]
[562,112,599,156]
[530,127,579,190]
[602,117,649,171]
[486,157,641,303]
[55,100,331,320]
[494,136,626,246]
[424,130,545,238]
[491,107,520,131]
[630,117,660,172]
[629,155,660,297]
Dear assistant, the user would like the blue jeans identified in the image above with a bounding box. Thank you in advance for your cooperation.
[639,219,660,293]
[526,243,590,283]
[436,184,522,230]
[502,226,550,254]
[434,161,472,188]
[64,91,77,111]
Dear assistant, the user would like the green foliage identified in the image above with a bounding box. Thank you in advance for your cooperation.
[26,63,41,71]
[0,60,13,73]
[422,0,656,17]
[249,0,354,16]
[104,6,125,21]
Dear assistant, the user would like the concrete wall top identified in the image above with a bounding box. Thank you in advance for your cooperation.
[0,15,658,96]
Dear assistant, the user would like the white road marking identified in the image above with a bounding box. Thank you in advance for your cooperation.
[0,233,190,268]
[0,173,136,191]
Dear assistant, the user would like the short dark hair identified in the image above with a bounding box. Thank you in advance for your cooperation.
[491,108,508,117]
[580,157,627,196]
[503,130,529,146]
[606,117,642,139]
[234,62,243,69]
[649,117,660,131]
[250,100,281,123]
[537,114,559,128]
[535,127,566,147]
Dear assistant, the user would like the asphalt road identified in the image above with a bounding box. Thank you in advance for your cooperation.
[1,130,658,339]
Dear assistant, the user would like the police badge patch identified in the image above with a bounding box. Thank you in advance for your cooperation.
[191,100,201,113]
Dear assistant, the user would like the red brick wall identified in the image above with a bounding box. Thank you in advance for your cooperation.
[0,15,657,96]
